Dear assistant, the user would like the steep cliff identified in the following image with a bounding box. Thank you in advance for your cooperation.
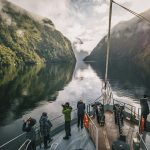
[0,0,76,67]
[85,9,150,69]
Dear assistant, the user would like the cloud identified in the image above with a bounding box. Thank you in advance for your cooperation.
[8,0,150,53]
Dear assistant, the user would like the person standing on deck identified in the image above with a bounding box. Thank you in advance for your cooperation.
[140,95,150,130]
[77,100,85,129]
[39,112,53,149]
[22,117,36,150]
[62,102,72,140]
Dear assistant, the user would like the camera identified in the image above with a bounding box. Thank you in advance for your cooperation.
[62,102,69,108]
[62,104,66,107]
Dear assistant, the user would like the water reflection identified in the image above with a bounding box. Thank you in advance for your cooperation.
[88,61,150,99]
[0,63,75,126]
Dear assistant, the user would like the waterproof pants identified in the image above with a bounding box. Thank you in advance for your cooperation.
[43,135,49,148]
[27,140,36,150]
[65,121,71,137]
[143,115,148,129]
[78,114,84,128]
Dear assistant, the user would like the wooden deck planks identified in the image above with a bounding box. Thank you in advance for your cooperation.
[88,110,138,150]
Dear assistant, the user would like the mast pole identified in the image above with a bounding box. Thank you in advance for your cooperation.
[104,0,113,89]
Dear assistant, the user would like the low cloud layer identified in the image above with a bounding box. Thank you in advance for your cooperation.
[8,0,150,53]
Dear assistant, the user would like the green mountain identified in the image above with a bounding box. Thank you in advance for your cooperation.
[0,0,76,67]
[85,9,150,70]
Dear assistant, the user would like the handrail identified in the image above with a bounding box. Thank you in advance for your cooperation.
[86,113,98,150]
[18,139,31,150]
[137,132,149,150]
[0,132,26,149]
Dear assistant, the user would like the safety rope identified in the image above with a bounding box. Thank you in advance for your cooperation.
[113,0,150,25]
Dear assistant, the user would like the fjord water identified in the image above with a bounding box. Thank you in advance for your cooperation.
[0,61,150,147]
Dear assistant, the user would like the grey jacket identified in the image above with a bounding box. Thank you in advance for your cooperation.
[39,116,52,136]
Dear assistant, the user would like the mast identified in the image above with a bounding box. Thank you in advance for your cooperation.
[104,0,113,89]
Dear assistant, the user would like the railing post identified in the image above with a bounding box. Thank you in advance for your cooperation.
[87,105,88,114]
[96,127,99,150]
[130,107,133,121]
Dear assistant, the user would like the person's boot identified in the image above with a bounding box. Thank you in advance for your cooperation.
[49,138,53,143]
[44,145,51,149]
[63,136,69,140]
[69,133,71,136]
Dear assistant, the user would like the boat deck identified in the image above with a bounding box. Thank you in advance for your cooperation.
[89,110,139,150]
[37,110,150,150]
[37,124,95,150]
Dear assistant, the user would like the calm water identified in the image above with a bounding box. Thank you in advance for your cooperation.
[0,61,150,147]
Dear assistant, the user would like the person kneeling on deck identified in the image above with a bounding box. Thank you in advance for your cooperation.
[22,117,36,150]
[140,95,150,130]
[39,112,53,149]
[77,99,85,129]
[62,102,72,140]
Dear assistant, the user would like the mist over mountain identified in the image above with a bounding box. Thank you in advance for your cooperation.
[0,0,75,67]
[85,9,150,71]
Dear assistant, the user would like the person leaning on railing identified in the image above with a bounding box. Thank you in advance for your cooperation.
[140,95,150,130]
[22,117,37,150]
[77,99,85,129]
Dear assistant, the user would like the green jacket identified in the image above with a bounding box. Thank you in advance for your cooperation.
[62,106,72,121]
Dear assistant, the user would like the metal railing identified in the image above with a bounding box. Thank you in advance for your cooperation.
[18,139,31,150]
[0,108,78,150]
[87,96,149,150]
[136,132,149,150]
[86,113,99,150]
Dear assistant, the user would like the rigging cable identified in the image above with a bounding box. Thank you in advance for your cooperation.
[112,0,150,25]
[104,0,150,88]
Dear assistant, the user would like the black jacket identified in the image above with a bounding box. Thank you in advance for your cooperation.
[140,98,149,116]
[77,101,85,115]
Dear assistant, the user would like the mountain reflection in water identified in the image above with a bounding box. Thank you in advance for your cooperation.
[0,63,75,126]
[88,61,150,100]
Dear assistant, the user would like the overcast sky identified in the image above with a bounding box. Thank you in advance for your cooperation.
[8,0,150,53]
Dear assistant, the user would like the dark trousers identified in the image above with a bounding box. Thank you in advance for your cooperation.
[65,121,71,137]
[78,114,84,128]
[143,115,148,129]
[27,140,36,150]
[43,135,49,148]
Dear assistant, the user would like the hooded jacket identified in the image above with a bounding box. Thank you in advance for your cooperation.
[39,116,52,136]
